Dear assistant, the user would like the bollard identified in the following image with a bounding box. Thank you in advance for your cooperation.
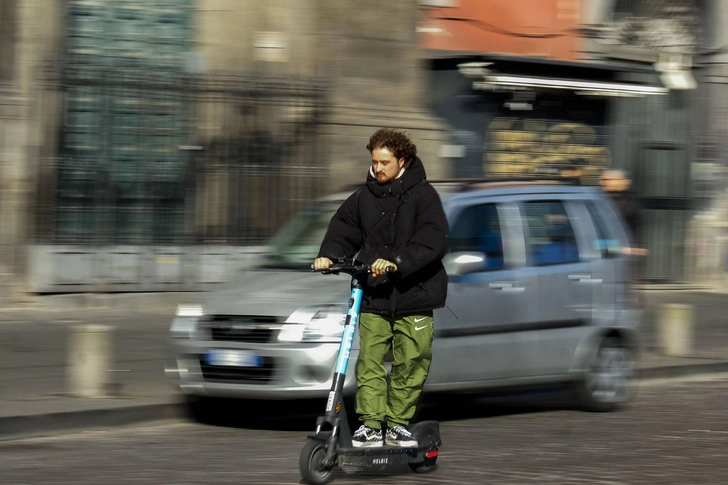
[658,304,695,357]
[67,324,114,398]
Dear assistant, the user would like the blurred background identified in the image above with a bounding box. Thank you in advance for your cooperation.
[0,0,727,300]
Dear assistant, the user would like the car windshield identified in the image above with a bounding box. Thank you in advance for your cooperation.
[258,200,343,269]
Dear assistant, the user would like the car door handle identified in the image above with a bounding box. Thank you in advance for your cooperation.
[489,282,525,292]
[568,274,591,281]
[568,274,602,284]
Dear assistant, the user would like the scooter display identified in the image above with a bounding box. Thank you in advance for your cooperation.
[299,258,441,484]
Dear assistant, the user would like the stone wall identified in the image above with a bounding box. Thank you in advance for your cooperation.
[193,0,449,192]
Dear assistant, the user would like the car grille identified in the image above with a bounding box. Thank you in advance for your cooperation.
[199,356,276,383]
[205,315,281,343]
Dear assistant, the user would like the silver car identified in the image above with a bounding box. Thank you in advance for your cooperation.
[167,180,642,413]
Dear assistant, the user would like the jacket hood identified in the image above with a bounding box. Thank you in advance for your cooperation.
[366,156,426,198]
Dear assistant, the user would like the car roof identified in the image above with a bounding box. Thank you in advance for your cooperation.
[321,178,601,203]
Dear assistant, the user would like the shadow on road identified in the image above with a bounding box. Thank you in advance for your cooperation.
[183,385,581,432]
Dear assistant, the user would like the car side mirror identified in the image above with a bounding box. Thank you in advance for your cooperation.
[443,252,487,276]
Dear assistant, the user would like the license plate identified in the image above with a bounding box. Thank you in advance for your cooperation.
[205,349,262,367]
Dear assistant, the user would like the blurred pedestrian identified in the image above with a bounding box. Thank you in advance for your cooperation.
[313,128,449,448]
[600,169,648,287]
[600,169,644,252]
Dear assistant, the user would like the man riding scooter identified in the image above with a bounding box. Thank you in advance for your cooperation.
[313,128,450,448]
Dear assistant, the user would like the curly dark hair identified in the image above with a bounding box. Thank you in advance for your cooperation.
[366,128,418,168]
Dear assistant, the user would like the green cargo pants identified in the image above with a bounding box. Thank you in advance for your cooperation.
[355,312,434,430]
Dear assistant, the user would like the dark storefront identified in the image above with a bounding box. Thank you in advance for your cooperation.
[427,55,693,282]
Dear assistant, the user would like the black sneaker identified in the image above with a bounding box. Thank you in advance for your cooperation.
[352,425,383,448]
[386,425,418,447]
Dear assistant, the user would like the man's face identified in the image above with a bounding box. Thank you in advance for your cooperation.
[371,147,404,185]
[600,171,628,192]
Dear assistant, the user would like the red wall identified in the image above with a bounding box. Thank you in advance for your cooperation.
[419,0,585,62]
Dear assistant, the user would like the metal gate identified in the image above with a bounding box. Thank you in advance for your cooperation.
[31,65,329,292]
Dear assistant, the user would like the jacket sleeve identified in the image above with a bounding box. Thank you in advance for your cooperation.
[317,190,363,260]
[625,195,642,243]
[392,184,450,279]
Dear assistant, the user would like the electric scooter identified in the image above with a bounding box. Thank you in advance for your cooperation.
[299,258,442,484]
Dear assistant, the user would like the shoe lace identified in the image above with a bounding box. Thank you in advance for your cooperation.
[391,426,411,436]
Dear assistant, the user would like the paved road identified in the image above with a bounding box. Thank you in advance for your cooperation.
[640,291,728,356]
[0,312,171,404]
[2,290,727,404]
[3,374,728,485]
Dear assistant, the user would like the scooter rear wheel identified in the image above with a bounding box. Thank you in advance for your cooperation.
[409,455,438,473]
[300,439,334,484]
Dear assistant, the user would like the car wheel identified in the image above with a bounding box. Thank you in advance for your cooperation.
[576,337,635,412]
[184,395,216,423]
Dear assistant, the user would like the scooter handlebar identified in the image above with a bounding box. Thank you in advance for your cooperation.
[311,259,395,276]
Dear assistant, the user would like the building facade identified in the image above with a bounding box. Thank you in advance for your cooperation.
[3,0,451,295]
[419,0,726,284]
[1,0,725,297]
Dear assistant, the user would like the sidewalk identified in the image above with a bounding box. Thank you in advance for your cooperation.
[0,290,726,440]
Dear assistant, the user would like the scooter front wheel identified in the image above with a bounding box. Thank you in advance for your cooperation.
[300,439,334,484]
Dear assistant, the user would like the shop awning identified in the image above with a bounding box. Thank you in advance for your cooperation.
[474,73,669,97]
[458,61,669,97]
[435,54,674,98]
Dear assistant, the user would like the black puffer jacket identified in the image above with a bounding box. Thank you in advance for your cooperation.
[317,157,449,316]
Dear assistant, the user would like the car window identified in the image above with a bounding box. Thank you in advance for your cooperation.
[259,201,341,269]
[584,200,613,258]
[588,198,630,250]
[523,201,580,266]
[449,203,504,271]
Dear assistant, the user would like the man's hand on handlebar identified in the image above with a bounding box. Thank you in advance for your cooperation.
[312,257,396,277]
[371,259,397,278]
[313,257,333,272]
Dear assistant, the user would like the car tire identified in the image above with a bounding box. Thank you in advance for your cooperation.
[576,336,635,412]
[183,395,233,424]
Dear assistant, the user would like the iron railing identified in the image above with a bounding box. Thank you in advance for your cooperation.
[35,65,329,245]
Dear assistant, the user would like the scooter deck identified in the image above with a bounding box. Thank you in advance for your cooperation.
[336,444,436,468]
[338,445,418,455]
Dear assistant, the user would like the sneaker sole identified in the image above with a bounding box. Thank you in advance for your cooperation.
[352,441,384,448]
[386,440,418,447]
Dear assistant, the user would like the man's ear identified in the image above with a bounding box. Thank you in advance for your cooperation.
[398,158,405,169]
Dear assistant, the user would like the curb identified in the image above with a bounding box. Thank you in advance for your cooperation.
[0,292,204,315]
[0,402,184,441]
[636,360,728,380]
[4,360,728,441]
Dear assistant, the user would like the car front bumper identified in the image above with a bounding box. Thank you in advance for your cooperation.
[165,337,358,400]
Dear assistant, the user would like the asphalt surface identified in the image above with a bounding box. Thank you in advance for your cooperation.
[1,290,728,439]
[0,311,171,405]
[640,291,728,357]
[2,374,727,485]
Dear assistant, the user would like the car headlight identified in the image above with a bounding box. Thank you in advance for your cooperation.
[175,304,204,317]
[278,305,348,343]
[170,304,203,339]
